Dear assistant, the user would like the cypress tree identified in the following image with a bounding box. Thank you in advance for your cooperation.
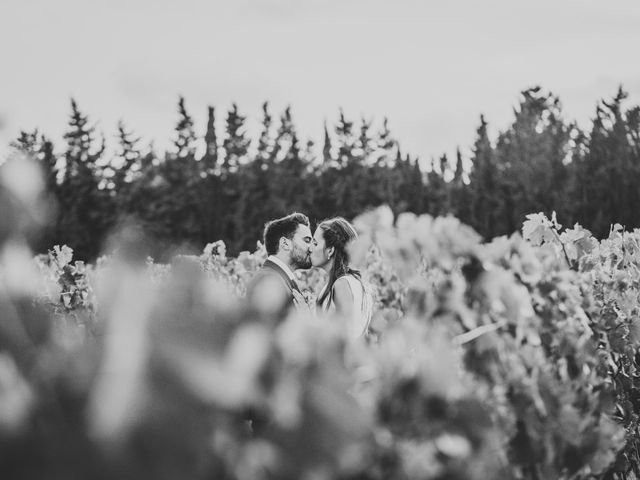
[321,120,333,169]
[467,114,498,239]
[202,105,218,176]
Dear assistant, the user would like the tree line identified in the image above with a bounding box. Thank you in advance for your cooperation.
[9,86,640,261]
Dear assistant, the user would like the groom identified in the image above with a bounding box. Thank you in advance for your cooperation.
[247,212,313,316]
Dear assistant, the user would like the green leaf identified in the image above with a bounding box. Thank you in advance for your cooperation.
[522,213,557,247]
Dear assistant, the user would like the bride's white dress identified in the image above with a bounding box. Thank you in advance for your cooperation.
[318,274,373,340]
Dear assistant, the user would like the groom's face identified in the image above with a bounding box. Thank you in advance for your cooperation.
[288,224,313,270]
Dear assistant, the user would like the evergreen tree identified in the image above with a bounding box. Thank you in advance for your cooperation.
[20,92,640,258]
[334,110,356,168]
[233,102,275,251]
[256,102,274,167]
[58,98,109,260]
[453,147,465,184]
[375,118,397,166]
[466,114,499,238]
[221,103,250,174]
[272,106,307,214]
[450,147,471,221]
[112,121,142,194]
[143,98,201,247]
[322,121,333,168]
[173,96,197,159]
[493,88,572,234]
[361,118,398,212]
[355,117,375,165]
[10,129,40,157]
[202,106,218,176]
[197,106,222,246]
[276,106,301,166]
[39,136,58,195]
[569,87,640,236]
[219,104,250,250]
[9,129,59,191]
[422,155,447,216]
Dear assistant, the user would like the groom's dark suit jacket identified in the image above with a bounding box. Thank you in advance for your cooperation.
[246,258,301,316]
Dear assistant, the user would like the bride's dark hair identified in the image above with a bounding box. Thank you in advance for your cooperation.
[316,217,361,306]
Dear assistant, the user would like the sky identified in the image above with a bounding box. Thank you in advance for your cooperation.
[1,0,640,166]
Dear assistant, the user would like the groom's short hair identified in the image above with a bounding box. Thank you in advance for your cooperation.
[263,212,310,255]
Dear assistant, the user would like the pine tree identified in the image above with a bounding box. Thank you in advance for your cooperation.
[139,98,202,247]
[173,96,197,159]
[358,118,397,213]
[196,105,222,246]
[216,104,250,250]
[492,88,572,234]
[569,87,640,236]
[256,102,274,167]
[58,98,109,260]
[453,147,465,184]
[233,102,274,251]
[10,129,40,157]
[221,103,250,174]
[355,117,374,165]
[112,121,142,193]
[202,106,218,176]
[334,110,355,168]
[424,155,448,215]
[315,119,339,218]
[373,118,397,166]
[466,114,499,238]
[278,106,301,166]
[450,147,471,221]
[321,120,333,169]
[39,136,58,195]
[272,106,307,214]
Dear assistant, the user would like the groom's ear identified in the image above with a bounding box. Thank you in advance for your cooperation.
[279,236,290,251]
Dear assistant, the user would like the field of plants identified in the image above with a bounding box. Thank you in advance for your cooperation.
[2,157,640,480]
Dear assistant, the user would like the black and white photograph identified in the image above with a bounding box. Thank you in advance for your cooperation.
[1,1,640,479]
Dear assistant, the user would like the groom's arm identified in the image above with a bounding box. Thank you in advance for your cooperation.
[247,272,292,314]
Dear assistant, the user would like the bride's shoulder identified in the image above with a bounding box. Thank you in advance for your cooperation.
[333,275,354,294]
[331,277,354,309]
[334,275,355,290]
[337,273,364,289]
[335,275,365,299]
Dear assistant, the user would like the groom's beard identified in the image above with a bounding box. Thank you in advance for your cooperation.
[291,246,312,269]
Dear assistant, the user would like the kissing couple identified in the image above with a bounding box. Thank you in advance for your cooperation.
[247,212,373,340]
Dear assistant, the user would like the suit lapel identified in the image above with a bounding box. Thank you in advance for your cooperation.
[263,259,298,294]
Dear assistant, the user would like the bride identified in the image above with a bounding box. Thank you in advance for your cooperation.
[311,217,373,340]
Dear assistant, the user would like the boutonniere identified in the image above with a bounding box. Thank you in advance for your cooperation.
[292,288,314,312]
[302,288,315,305]
[291,289,307,307]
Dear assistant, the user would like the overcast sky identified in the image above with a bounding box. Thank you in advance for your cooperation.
[2,0,640,165]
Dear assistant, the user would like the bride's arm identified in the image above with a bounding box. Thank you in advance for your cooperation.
[332,277,354,318]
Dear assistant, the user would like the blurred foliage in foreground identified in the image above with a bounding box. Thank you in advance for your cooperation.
[3,156,640,479]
